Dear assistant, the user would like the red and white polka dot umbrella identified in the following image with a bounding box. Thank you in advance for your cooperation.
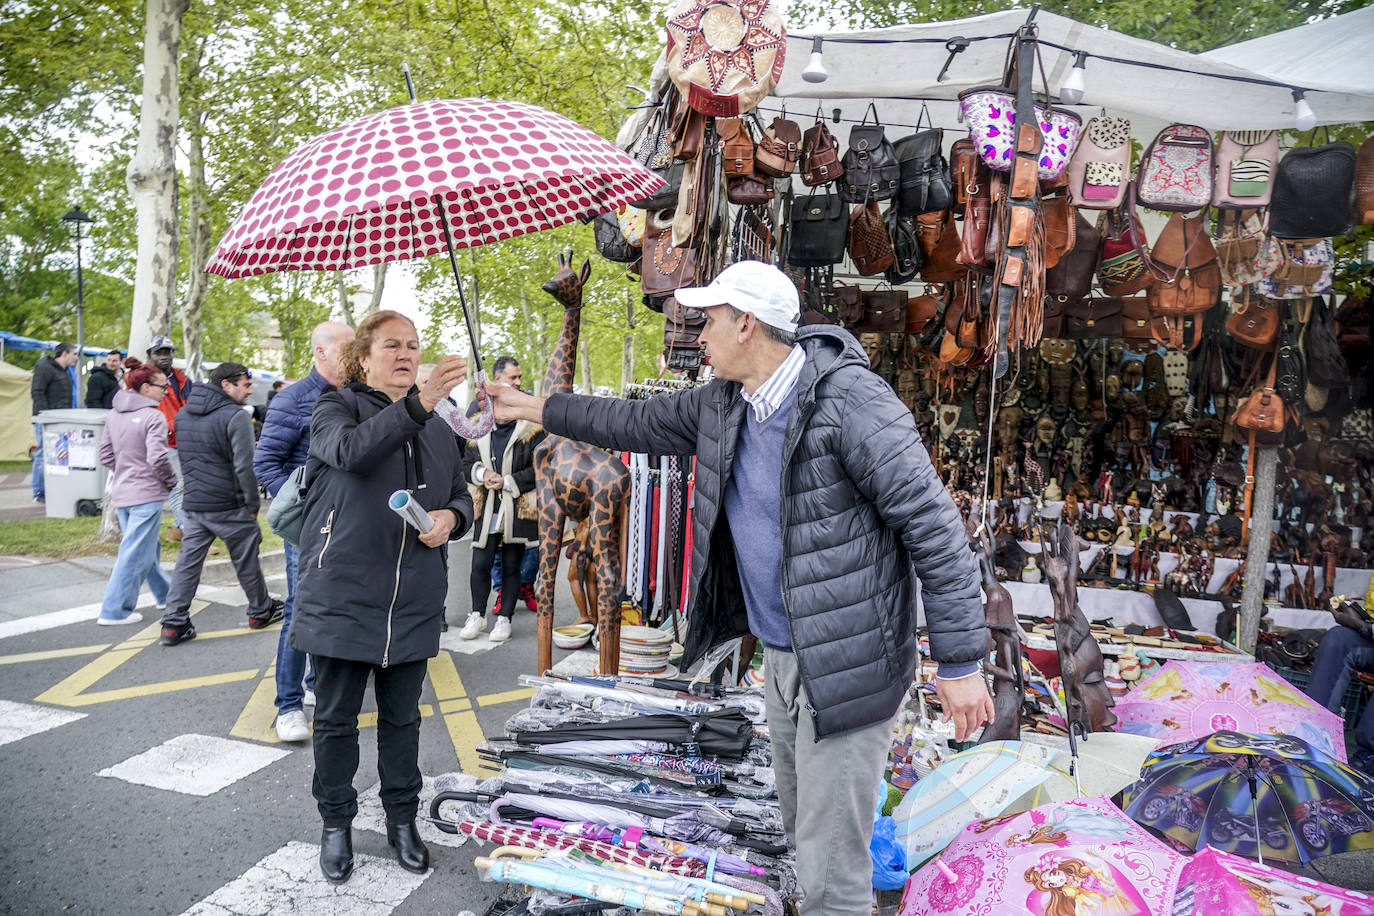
[205,97,665,278]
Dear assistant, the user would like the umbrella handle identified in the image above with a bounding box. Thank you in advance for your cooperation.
[428,790,494,833]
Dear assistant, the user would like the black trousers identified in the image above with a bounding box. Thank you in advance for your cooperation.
[311,654,427,827]
[470,536,525,619]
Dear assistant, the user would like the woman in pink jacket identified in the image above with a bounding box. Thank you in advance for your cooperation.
[96,364,179,625]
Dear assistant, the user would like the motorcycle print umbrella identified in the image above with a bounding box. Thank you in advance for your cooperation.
[1123,731,1374,865]
[1112,662,1347,762]
[898,796,1186,916]
[1172,846,1374,916]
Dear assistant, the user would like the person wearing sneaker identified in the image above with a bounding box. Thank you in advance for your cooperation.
[254,320,355,743]
[158,362,280,646]
[289,312,474,884]
[95,365,179,626]
[460,356,544,644]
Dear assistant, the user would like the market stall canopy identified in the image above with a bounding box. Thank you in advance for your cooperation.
[1202,5,1374,98]
[770,8,1374,131]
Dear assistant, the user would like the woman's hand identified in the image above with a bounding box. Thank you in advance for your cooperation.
[483,469,504,490]
[417,355,469,412]
[418,509,456,547]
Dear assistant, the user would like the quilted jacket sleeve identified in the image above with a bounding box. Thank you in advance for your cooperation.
[253,397,305,496]
[836,371,985,666]
[542,387,709,457]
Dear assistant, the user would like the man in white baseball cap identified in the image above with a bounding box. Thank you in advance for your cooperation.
[488,258,990,915]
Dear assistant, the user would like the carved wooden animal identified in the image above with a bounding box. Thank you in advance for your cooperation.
[533,252,631,674]
[1041,521,1117,733]
[968,520,1025,742]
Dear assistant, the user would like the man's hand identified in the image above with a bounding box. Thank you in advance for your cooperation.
[488,381,545,424]
[483,469,504,490]
[1333,601,1369,633]
[935,673,995,742]
[418,355,468,412]
[418,509,456,548]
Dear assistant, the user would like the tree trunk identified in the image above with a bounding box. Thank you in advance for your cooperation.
[621,289,638,393]
[125,0,189,358]
[335,274,356,328]
[580,336,593,395]
[180,104,210,380]
[1238,446,1279,653]
[366,262,387,315]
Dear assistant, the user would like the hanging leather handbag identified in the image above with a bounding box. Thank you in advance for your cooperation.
[1357,135,1374,226]
[840,103,901,203]
[788,191,847,267]
[593,210,639,263]
[1097,202,1153,296]
[642,232,699,298]
[884,207,924,284]
[1225,292,1280,349]
[716,118,755,178]
[917,209,965,282]
[832,283,864,329]
[892,105,951,215]
[1305,295,1351,390]
[1136,124,1214,212]
[1041,194,1077,270]
[1068,116,1132,210]
[726,175,773,206]
[1045,212,1102,311]
[755,116,802,178]
[669,104,708,162]
[1042,298,1067,338]
[1213,130,1280,209]
[1065,297,1123,339]
[847,201,896,276]
[1270,129,1357,239]
[905,286,940,333]
[957,166,996,272]
[856,288,908,334]
[1233,357,1286,447]
[1120,295,1159,342]
[950,138,979,208]
[1146,213,1221,348]
[801,115,844,187]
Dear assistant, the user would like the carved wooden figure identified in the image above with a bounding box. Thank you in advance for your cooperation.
[1042,521,1117,733]
[532,252,631,674]
[968,519,1025,742]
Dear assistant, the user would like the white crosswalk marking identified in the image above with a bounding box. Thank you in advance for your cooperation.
[439,631,499,655]
[355,777,468,849]
[550,649,599,676]
[180,841,430,915]
[98,734,290,796]
[0,699,86,746]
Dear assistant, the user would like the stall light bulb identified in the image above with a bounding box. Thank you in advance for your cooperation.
[1060,51,1087,105]
[1293,89,1317,131]
[802,36,828,84]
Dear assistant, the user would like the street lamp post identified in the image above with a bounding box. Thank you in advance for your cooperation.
[61,206,94,402]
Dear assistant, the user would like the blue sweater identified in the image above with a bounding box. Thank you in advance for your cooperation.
[722,388,796,650]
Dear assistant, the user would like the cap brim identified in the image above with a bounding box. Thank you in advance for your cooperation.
[674,285,727,309]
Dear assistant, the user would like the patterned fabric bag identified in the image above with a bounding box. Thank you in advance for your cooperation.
[1137,124,1214,211]
[1213,130,1279,208]
[1068,116,1131,210]
[1256,237,1333,300]
[958,89,1082,180]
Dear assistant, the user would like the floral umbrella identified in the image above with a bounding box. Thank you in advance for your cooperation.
[1172,846,1374,916]
[899,796,1186,916]
[1112,662,1347,762]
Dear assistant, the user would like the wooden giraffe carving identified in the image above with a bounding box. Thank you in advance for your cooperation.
[533,251,630,675]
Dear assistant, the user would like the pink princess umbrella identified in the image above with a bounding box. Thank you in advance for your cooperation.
[1173,846,1374,916]
[206,67,664,436]
[899,796,1187,916]
[1112,661,1347,762]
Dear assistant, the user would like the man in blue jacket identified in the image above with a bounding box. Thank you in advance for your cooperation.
[489,261,993,915]
[253,321,354,742]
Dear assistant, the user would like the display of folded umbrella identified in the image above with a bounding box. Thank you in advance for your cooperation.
[513,708,756,759]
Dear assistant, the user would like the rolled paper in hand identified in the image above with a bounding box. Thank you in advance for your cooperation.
[389,490,434,533]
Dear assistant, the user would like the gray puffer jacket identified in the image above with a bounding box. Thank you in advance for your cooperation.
[543,325,984,739]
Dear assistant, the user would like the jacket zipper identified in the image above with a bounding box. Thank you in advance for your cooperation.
[316,509,336,569]
[382,442,415,667]
[777,386,821,737]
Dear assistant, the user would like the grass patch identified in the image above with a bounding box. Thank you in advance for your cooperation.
[0,460,34,475]
[0,513,283,559]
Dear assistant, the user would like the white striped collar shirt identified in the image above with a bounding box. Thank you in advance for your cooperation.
[741,344,805,423]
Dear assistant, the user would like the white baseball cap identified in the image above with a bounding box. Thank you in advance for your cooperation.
[675,261,800,333]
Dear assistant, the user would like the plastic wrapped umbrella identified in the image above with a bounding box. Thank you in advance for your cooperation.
[1171,846,1374,915]
[513,709,755,759]
[442,819,708,877]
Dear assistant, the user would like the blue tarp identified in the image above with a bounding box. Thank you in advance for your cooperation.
[0,330,122,357]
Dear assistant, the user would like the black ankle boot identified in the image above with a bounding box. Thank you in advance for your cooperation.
[387,820,429,873]
[319,825,353,884]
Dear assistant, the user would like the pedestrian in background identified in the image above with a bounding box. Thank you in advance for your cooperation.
[29,341,79,504]
[158,362,282,647]
[146,336,192,542]
[290,311,473,885]
[95,364,177,625]
[253,321,354,743]
[459,355,544,643]
[85,351,124,409]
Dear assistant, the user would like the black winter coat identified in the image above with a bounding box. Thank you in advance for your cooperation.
[292,384,474,667]
[543,325,985,739]
[31,356,72,414]
[85,366,120,409]
[175,383,260,514]
[464,419,544,548]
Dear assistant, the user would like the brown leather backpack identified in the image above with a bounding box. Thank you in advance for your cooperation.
[1146,213,1220,348]
[716,118,755,178]
[756,117,802,178]
[1041,195,1077,270]
[917,210,964,282]
[847,201,896,276]
[1225,292,1279,349]
[801,118,844,187]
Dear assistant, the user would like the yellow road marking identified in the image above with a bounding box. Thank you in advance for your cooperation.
[439,707,487,776]
[231,672,282,743]
[51,669,262,706]
[197,624,281,641]
[474,687,534,707]
[426,653,467,701]
[438,698,472,714]
[0,644,110,666]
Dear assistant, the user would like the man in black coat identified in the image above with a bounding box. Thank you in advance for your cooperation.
[159,362,282,646]
[85,351,123,409]
[489,261,993,915]
[29,341,78,503]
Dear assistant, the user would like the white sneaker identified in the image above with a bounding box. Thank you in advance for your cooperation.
[275,709,310,742]
[458,612,486,639]
[489,616,512,643]
[302,689,316,707]
[97,612,144,626]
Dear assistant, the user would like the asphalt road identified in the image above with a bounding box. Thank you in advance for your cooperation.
[0,541,582,915]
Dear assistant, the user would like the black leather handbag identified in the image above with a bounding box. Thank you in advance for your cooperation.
[788,191,847,267]
[892,106,951,215]
[884,207,924,284]
[1270,130,1357,239]
[840,103,901,203]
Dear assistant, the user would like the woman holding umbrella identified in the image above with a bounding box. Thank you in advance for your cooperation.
[290,310,475,884]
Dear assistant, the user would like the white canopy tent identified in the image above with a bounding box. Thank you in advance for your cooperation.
[1202,5,1374,99]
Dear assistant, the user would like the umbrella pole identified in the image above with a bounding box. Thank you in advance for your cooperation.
[1247,758,1263,866]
